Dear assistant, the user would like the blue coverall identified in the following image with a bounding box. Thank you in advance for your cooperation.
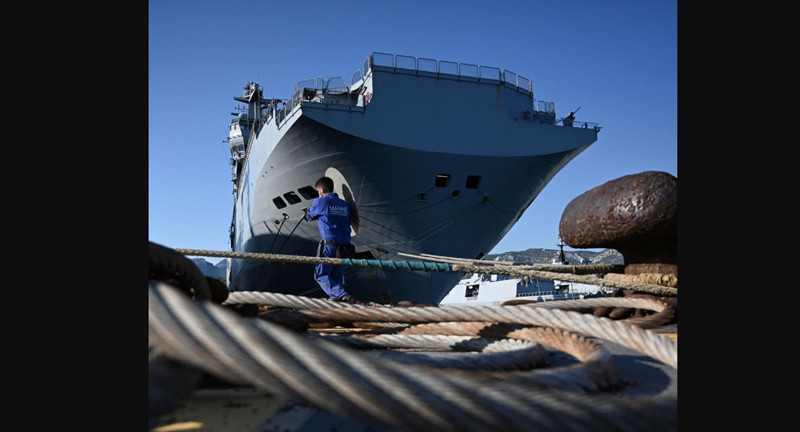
[305,192,352,299]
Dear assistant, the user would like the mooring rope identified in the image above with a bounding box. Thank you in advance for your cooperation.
[149,243,210,301]
[150,281,677,431]
[323,334,550,372]
[225,292,675,334]
[314,323,616,393]
[397,251,626,275]
[223,291,675,331]
[174,248,677,296]
[223,291,676,368]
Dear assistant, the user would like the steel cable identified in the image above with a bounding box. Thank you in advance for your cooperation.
[223,291,676,368]
[289,302,677,369]
[317,334,548,372]
[150,281,676,431]
[372,322,617,392]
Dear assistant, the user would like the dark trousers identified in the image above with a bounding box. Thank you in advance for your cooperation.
[314,242,346,298]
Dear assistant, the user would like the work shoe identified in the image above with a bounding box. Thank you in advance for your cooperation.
[332,293,367,305]
[330,294,352,302]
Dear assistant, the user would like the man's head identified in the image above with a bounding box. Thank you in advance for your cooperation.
[315,176,334,195]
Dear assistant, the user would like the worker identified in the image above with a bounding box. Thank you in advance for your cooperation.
[304,176,356,302]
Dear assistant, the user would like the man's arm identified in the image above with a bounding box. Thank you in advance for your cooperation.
[306,199,323,221]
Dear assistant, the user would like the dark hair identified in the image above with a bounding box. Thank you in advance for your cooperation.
[315,176,334,193]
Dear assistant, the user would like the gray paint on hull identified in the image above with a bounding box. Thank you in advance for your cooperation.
[228,116,590,305]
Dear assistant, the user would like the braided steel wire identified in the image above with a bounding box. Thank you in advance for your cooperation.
[367,322,617,392]
[316,326,613,394]
[150,282,676,431]
[317,334,548,372]
[224,291,676,368]
[292,303,676,369]
[243,295,635,390]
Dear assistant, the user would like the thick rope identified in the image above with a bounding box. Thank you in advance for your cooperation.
[149,242,210,301]
[604,272,678,288]
[226,293,676,368]
[224,291,674,329]
[317,323,616,393]
[175,248,676,296]
[150,282,676,431]
[448,265,677,296]
[398,251,626,275]
[321,334,550,372]
[175,248,453,272]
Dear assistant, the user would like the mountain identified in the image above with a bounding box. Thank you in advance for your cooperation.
[484,248,624,265]
[189,258,227,280]
[188,248,624,280]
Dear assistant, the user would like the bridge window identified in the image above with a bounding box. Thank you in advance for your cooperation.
[435,174,450,187]
[273,197,287,209]
[466,175,481,189]
[298,185,319,200]
[283,191,302,205]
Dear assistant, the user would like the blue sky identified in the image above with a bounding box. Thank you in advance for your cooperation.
[149,0,677,264]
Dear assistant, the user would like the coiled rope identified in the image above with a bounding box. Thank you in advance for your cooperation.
[223,292,676,367]
[149,242,210,301]
[174,248,677,296]
[323,322,616,393]
[149,280,677,431]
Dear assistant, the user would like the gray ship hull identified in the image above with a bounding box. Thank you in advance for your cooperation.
[226,52,599,305]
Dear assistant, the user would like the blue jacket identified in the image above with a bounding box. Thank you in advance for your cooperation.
[306,192,352,244]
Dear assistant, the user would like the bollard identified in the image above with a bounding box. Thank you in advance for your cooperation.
[559,171,677,276]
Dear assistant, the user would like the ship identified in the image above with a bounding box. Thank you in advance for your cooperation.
[225,52,600,305]
[439,239,610,306]
[438,272,605,306]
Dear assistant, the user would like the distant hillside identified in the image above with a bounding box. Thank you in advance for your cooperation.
[485,248,624,266]
[187,248,624,281]
[189,258,227,280]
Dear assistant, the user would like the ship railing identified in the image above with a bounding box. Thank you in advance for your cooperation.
[351,69,363,87]
[276,75,366,129]
[371,51,597,124]
[558,118,603,131]
[259,101,277,128]
[276,51,545,129]
[517,290,558,297]
[535,100,555,114]
[276,88,307,128]
[370,52,536,97]
[273,52,600,131]
[515,290,592,299]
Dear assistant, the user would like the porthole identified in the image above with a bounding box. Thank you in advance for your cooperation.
[298,185,319,200]
[283,191,302,205]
